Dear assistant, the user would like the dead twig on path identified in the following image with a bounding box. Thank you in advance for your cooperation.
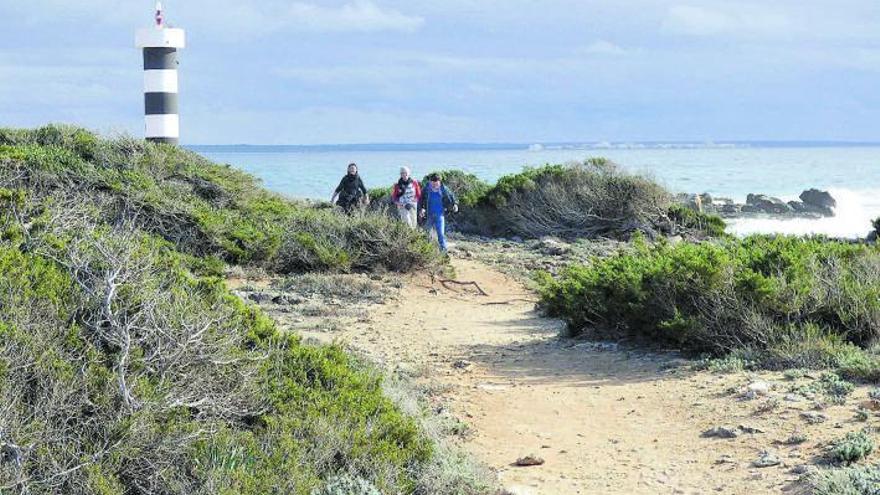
[482,299,537,306]
[438,279,490,296]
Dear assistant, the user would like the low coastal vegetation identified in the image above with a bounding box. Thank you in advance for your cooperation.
[537,235,880,379]
[372,160,725,240]
[0,125,440,274]
[0,126,486,494]
[464,160,723,239]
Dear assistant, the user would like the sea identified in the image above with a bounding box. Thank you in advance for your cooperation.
[190,142,880,239]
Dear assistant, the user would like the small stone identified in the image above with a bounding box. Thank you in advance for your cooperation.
[748,381,772,396]
[790,464,817,475]
[452,360,472,370]
[702,426,739,439]
[515,455,545,467]
[738,424,765,434]
[752,450,781,468]
[783,394,803,402]
[800,411,828,424]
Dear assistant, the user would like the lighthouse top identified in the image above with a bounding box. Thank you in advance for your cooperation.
[135,2,185,49]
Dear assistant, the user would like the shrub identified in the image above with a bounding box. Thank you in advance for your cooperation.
[538,235,880,370]
[275,209,440,273]
[316,474,382,495]
[668,204,727,237]
[368,186,391,203]
[421,169,490,208]
[472,160,673,239]
[0,126,491,495]
[829,431,875,465]
[808,465,880,495]
[0,126,440,273]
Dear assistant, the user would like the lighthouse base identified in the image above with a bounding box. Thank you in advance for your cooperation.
[147,137,179,145]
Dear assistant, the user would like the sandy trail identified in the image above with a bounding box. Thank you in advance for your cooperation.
[282,258,875,495]
[313,258,802,495]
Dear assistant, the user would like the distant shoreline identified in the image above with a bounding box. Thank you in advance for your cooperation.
[187,141,880,153]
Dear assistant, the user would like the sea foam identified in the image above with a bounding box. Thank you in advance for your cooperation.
[727,188,880,238]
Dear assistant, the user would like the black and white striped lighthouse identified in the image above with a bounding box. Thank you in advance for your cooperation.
[135,2,185,145]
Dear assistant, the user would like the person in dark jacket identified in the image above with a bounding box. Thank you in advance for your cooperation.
[330,163,368,213]
[418,173,458,253]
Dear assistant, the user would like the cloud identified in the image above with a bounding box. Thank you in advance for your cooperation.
[284,0,424,33]
[662,4,792,37]
[190,0,424,37]
[0,0,424,36]
[578,40,627,56]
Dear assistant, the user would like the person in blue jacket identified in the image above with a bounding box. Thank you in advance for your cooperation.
[418,173,458,253]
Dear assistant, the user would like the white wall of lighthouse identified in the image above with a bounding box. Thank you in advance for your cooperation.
[135,3,185,145]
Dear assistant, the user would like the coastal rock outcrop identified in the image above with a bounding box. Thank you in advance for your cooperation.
[684,189,836,219]
[745,194,793,214]
[800,188,837,210]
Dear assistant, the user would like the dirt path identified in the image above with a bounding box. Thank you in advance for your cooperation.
[281,258,873,495]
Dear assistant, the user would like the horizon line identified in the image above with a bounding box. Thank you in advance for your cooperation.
[186,140,880,149]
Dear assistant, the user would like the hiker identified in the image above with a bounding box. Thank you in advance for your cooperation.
[418,173,458,253]
[330,163,368,213]
[391,166,421,228]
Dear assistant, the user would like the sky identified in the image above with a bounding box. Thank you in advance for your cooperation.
[1,0,879,144]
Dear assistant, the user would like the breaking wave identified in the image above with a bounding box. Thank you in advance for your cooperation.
[727,188,880,239]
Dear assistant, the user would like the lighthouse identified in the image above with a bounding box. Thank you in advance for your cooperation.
[135,2,185,145]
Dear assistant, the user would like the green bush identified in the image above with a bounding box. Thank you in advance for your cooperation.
[0,126,489,495]
[465,160,684,239]
[538,235,880,371]
[829,431,875,464]
[275,209,439,273]
[368,186,391,203]
[668,204,727,237]
[0,126,439,272]
[808,464,880,495]
[421,169,490,208]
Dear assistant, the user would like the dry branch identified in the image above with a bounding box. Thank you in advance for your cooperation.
[438,278,489,296]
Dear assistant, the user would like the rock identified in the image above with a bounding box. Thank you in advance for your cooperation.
[746,194,794,214]
[800,411,828,424]
[783,394,803,402]
[721,203,741,214]
[539,237,571,256]
[738,424,765,434]
[859,399,880,411]
[272,294,305,305]
[747,381,772,396]
[788,200,833,217]
[752,450,782,468]
[247,292,274,304]
[780,434,808,445]
[452,360,472,370]
[790,464,817,476]
[702,426,740,439]
[514,455,545,467]
[668,235,683,246]
[800,189,837,209]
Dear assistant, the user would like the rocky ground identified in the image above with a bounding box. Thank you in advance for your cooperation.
[230,251,880,495]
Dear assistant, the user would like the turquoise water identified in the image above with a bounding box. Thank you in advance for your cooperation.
[194,144,880,237]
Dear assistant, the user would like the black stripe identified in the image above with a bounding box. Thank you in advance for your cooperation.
[144,92,179,115]
[147,137,179,145]
[143,48,178,70]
